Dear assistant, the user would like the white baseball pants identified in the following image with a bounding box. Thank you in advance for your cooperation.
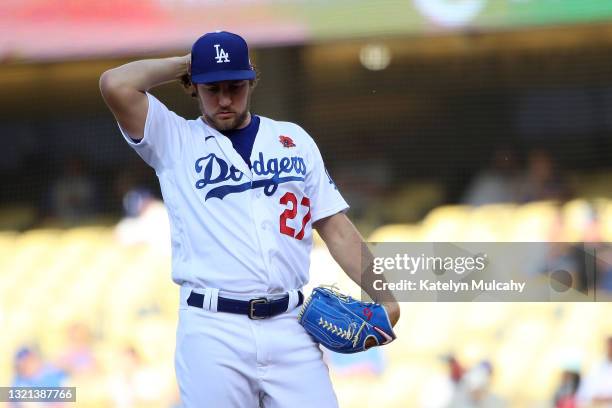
[175,288,339,408]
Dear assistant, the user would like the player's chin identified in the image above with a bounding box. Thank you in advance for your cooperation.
[211,116,237,131]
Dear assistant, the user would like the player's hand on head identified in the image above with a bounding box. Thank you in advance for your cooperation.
[179,53,191,76]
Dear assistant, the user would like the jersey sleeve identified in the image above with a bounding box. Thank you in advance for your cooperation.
[305,137,349,223]
[118,92,187,171]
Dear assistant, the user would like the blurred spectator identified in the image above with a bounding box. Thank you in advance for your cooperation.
[49,156,96,224]
[55,322,98,378]
[595,246,612,293]
[12,346,67,387]
[114,189,170,253]
[517,149,571,203]
[576,336,612,407]
[553,369,581,408]
[107,345,172,408]
[113,162,154,211]
[545,203,612,293]
[542,208,584,288]
[446,354,465,385]
[579,206,612,293]
[122,188,155,218]
[448,360,507,408]
[463,147,520,206]
[574,205,612,293]
[580,204,603,244]
[418,354,464,408]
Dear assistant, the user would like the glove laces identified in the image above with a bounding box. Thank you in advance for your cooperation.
[318,317,366,348]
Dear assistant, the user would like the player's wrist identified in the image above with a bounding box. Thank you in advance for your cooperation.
[174,54,191,79]
[382,300,400,327]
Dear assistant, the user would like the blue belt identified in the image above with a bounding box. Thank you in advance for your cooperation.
[186,290,304,320]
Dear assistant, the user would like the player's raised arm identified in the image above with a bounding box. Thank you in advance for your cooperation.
[314,212,401,327]
[99,55,190,140]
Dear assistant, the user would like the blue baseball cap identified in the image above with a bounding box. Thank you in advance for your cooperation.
[190,31,256,84]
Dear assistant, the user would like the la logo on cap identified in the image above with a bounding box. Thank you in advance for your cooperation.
[190,31,255,84]
[214,44,230,63]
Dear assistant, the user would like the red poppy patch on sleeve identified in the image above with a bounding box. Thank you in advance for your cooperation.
[279,135,296,148]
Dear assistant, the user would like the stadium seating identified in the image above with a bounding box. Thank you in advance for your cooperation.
[2,199,612,407]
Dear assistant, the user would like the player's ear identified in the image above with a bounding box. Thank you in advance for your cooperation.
[180,74,197,98]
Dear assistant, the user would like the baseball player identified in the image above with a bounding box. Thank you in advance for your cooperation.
[100,31,400,407]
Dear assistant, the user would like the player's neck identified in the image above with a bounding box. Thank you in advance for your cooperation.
[236,112,252,130]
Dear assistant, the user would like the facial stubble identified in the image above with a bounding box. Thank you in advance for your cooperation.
[199,88,252,132]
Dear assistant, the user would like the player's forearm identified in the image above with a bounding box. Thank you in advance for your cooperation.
[101,56,189,93]
[316,214,396,302]
[322,220,368,292]
[319,216,401,326]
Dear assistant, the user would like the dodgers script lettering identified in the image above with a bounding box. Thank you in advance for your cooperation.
[194,153,307,200]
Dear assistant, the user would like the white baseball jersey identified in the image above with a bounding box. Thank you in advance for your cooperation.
[119,93,348,295]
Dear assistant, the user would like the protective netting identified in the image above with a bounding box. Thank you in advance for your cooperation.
[1,29,612,231]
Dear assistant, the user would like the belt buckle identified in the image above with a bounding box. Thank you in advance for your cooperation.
[248,298,268,320]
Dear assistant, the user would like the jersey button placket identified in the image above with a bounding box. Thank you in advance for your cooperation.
[250,186,275,283]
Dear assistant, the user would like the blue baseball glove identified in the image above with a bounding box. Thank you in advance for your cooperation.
[297,286,396,354]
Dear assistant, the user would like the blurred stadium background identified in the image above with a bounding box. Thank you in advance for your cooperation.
[2,0,612,407]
